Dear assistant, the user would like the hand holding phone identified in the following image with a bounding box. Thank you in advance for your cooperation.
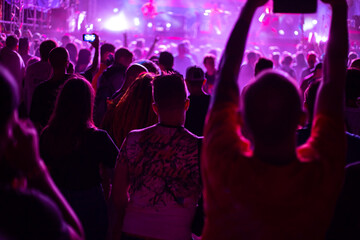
[83,34,96,42]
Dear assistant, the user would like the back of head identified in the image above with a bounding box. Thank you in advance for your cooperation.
[5,35,18,50]
[307,52,317,67]
[153,73,187,111]
[295,52,307,67]
[159,51,174,70]
[255,58,273,76]
[115,47,133,64]
[39,40,57,62]
[135,59,161,75]
[247,51,257,64]
[48,47,69,69]
[18,38,29,53]
[203,54,216,66]
[48,77,94,131]
[114,73,157,146]
[351,58,360,70]
[65,43,77,63]
[0,65,19,136]
[272,52,280,62]
[186,65,205,91]
[282,55,293,66]
[77,49,91,65]
[126,63,148,82]
[345,68,360,102]
[100,43,115,58]
[177,42,187,55]
[242,70,302,144]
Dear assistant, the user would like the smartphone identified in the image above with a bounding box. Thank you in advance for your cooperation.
[273,0,317,13]
[83,34,96,42]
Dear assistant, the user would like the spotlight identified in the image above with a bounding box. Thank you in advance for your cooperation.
[97,18,102,22]
[294,31,299,36]
[113,8,119,13]
[279,29,285,35]
[312,19,318,25]
[105,12,128,32]
[166,23,171,28]
[147,22,153,28]
[134,17,140,26]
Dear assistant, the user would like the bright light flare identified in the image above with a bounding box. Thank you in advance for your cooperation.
[104,12,128,32]
[259,13,265,23]
[134,17,140,26]
[113,8,119,13]
[294,31,299,36]
[278,29,285,35]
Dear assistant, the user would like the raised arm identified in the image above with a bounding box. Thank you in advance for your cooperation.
[314,0,348,120]
[87,34,100,75]
[146,36,160,59]
[211,0,268,108]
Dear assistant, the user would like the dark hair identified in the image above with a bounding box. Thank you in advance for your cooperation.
[45,77,95,154]
[203,54,216,65]
[39,40,57,61]
[346,68,360,101]
[113,73,158,147]
[152,73,187,110]
[255,58,273,76]
[243,70,302,144]
[100,43,115,57]
[77,49,91,65]
[135,59,161,75]
[115,47,133,63]
[5,35,18,49]
[18,38,29,52]
[49,47,69,68]
[159,51,174,70]
[65,43,77,63]
[0,65,19,132]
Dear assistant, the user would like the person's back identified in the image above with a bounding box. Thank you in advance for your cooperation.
[111,73,157,147]
[30,47,72,132]
[344,68,360,135]
[24,40,57,114]
[93,47,133,126]
[174,42,195,77]
[40,78,118,240]
[111,74,202,240]
[0,35,25,93]
[202,0,348,239]
[0,65,84,240]
[185,66,210,136]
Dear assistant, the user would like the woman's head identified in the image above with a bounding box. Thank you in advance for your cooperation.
[113,73,158,147]
[48,76,94,130]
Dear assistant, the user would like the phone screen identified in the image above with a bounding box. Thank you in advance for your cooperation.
[83,34,96,42]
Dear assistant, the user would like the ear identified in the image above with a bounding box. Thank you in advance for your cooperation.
[152,103,159,115]
[184,99,190,111]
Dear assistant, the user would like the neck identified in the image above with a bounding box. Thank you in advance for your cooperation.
[189,89,206,96]
[158,110,185,127]
[253,136,297,165]
[52,69,67,80]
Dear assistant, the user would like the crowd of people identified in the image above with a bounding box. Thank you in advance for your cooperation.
[0,0,359,239]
